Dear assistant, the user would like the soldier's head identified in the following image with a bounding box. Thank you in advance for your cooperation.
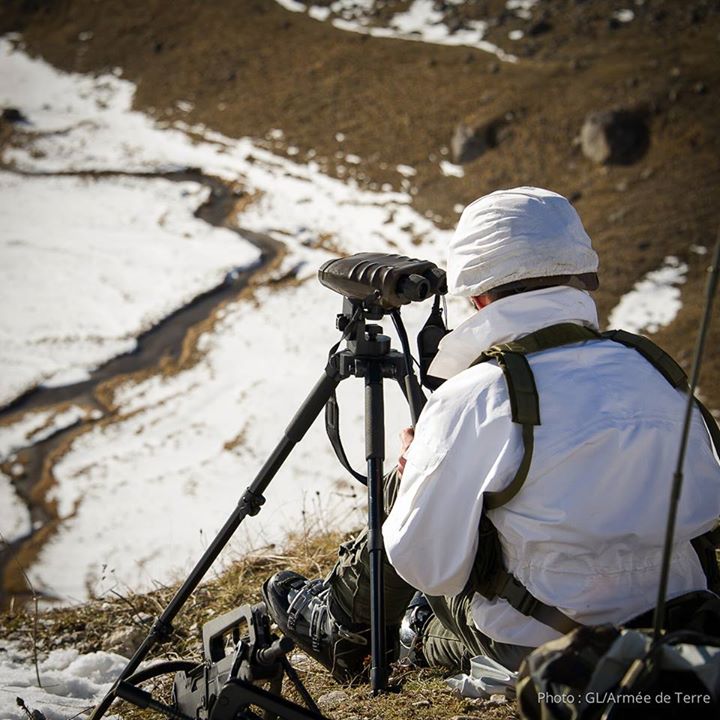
[448,187,599,309]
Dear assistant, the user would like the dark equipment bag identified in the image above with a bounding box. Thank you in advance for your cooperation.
[516,591,720,720]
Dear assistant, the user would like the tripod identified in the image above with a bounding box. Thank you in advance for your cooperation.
[90,298,426,718]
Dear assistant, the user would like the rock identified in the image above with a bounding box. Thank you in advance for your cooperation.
[104,625,146,657]
[580,109,649,165]
[317,690,349,712]
[451,115,512,165]
[452,123,484,164]
[528,19,552,36]
[2,107,27,123]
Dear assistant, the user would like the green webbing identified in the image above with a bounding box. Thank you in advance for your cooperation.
[490,569,583,635]
[471,322,600,510]
[602,328,720,456]
[484,424,534,510]
[468,323,602,628]
[493,322,600,356]
[467,322,720,633]
[602,329,688,389]
[476,351,540,426]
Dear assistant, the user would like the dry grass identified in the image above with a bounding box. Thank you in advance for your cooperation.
[0,530,516,719]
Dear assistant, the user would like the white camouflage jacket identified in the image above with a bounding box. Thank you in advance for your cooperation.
[383,286,720,647]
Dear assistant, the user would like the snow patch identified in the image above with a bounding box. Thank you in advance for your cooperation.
[0,642,124,720]
[272,0,517,62]
[396,164,417,177]
[440,160,465,178]
[612,9,635,23]
[0,470,31,542]
[607,256,688,333]
[0,172,255,405]
[0,39,466,601]
[0,406,88,460]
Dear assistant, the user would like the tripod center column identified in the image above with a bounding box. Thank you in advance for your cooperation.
[365,357,388,693]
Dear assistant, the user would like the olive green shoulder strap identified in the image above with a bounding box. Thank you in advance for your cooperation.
[471,323,600,510]
[604,328,720,591]
[468,322,599,633]
[603,328,720,455]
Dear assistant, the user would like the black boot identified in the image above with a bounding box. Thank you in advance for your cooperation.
[262,571,370,683]
[398,592,433,667]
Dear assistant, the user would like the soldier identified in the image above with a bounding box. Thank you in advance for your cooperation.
[263,187,720,681]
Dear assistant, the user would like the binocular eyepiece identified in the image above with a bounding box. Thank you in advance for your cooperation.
[318,252,447,309]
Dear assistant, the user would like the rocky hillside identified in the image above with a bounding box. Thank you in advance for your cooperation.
[2,0,718,405]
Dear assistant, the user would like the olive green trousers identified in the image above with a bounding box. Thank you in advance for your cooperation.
[324,469,532,673]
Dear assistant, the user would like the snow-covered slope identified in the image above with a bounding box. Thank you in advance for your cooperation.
[0,37,461,602]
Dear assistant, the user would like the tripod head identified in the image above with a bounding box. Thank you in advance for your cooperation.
[322,253,450,392]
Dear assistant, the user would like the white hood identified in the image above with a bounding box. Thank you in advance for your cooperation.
[447,187,599,297]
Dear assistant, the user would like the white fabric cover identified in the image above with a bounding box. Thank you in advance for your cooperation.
[447,187,599,297]
[383,286,720,647]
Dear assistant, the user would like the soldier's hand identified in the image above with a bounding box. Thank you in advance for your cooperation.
[398,427,415,477]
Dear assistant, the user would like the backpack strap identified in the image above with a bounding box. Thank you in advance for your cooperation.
[602,329,688,389]
[468,323,720,632]
[603,328,720,591]
[489,569,583,635]
[467,323,600,631]
[471,350,538,510]
[471,323,600,510]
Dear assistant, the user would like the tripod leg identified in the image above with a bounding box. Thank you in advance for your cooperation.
[90,364,342,720]
[365,361,388,694]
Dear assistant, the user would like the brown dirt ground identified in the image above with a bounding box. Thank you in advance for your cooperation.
[2,0,718,406]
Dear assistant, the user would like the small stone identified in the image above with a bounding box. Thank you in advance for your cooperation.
[451,114,512,165]
[528,19,552,36]
[317,690,349,712]
[412,699,431,707]
[608,207,628,224]
[104,625,146,658]
[694,82,707,95]
[489,693,508,704]
[640,166,654,180]
[451,123,486,164]
[2,107,27,123]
